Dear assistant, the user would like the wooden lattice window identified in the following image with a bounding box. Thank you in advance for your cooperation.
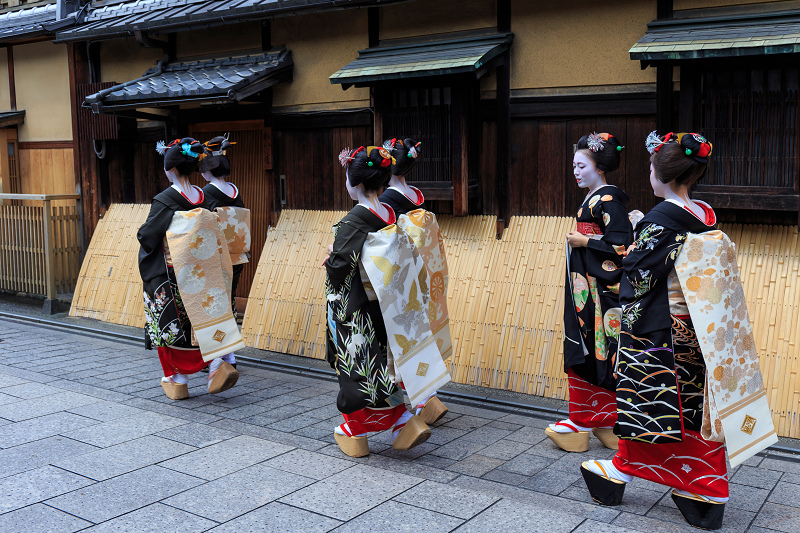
[699,67,798,190]
[382,87,452,183]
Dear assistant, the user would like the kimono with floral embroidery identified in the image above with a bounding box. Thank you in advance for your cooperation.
[137,187,205,350]
[325,206,399,414]
[563,185,633,390]
[616,200,715,443]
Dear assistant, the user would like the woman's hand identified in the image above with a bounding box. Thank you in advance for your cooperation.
[623,244,635,257]
[327,244,334,254]
[566,231,589,248]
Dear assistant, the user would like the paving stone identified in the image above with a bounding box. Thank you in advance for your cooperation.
[0,502,92,533]
[0,367,65,383]
[279,464,423,520]
[50,380,134,402]
[206,501,341,532]
[53,435,196,481]
[159,434,292,480]
[0,465,94,514]
[163,463,315,521]
[520,463,581,495]
[0,391,100,421]
[0,382,65,399]
[570,519,641,533]
[78,502,217,532]
[728,464,782,490]
[429,437,488,460]
[0,391,22,406]
[333,500,462,532]
[216,403,269,420]
[0,435,98,479]
[46,465,204,523]
[380,441,438,461]
[449,475,619,522]
[767,480,800,505]
[60,411,189,447]
[413,454,458,470]
[360,450,460,484]
[0,373,29,388]
[440,415,492,431]
[478,438,532,460]
[394,479,499,519]
[154,421,240,447]
[456,497,583,532]
[447,454,506,477]
[504,425,548,445]
[0,412,99,448]
[265,448,354,480]
[760,457,800,475]
[497,452,552,476]
[122,397,222,425]
[481,468,529,486]
[727,482,769,512]
[497,412,553,428]
[66,401,144,421]
[210,418,328,451]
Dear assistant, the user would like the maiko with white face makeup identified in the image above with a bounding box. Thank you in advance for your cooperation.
[546,132,635,456]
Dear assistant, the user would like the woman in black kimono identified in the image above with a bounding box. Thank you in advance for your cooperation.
[138,138,238,400]
[326,145,431,457]
[201,134,244,369]
[546,132,633,453]
[581,132,728,530]
[378,137,449,424]
[379,138,425,214]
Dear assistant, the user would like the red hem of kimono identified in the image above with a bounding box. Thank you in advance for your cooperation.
[343,405,407,435]
[567,369,617,428]
[613,429,729,498]
[158,346,207,377]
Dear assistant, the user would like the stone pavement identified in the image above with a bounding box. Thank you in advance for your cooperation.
[1,317,799,533]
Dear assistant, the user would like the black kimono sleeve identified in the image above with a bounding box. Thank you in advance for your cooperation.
[325,221,362,292]
[586,200,633,258]
[622,222,686,301]
[137,200,174,283]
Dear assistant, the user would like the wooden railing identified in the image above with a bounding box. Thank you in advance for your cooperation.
[0,194,82,302]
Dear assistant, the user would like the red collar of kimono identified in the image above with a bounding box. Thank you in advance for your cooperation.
[369,203,396,225]
[684,200,716,226]
[179,185,204,205]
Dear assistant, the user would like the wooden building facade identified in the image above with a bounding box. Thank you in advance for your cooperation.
[2,0,800,298]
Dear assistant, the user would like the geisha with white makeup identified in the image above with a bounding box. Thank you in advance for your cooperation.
[546,132,634,453]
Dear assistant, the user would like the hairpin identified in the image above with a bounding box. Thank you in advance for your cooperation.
[339,146,365,167]
[645,130,672,154]
[156,139,180,155]
[409,141,421,158]
[587,132,608,152]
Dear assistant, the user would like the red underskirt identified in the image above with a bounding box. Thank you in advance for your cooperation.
[567,369,617,428]
[158,346,208,377]
[343,405,408,435]
[613,429,729,497]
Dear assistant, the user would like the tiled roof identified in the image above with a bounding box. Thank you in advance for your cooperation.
[0,110,25,127]
[330,33,513,89]
[54,0,404,42]
[0,4,56,43]
[85,49,292,111]
[630,11,800,61]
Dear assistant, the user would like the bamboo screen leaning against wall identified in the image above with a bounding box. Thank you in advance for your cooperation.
[70,204,149,327]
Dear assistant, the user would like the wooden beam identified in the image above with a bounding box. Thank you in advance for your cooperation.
[656,65,673,132]
[678,65,698,132]
[693,191,800,211]
[495,59,510,223]
[657,0,673,20]
[7,46,16,111]
[368,7,379,48]
[18,141,75,150]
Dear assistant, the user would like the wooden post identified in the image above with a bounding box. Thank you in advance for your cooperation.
[42,197,58,313]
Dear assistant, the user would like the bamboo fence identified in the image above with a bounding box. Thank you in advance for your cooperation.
[70,204,150,326]
[70,206,800,438]
[0,194,81,297]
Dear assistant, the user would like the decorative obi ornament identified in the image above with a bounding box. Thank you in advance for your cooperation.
[577,222,603,236]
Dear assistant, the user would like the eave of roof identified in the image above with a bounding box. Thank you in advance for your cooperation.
[0,110,26,128]
[330,32,513,89]
[0,4,57,44]
[53,0,407,43]
[630,9,800,62]
[84,49,292,112]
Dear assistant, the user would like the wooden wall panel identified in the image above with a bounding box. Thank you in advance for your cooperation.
[18,147,76,207]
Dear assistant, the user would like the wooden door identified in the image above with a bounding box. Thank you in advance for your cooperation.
[189,120,274,300]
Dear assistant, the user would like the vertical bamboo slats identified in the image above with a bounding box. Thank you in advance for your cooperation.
[0,200,81,296]
[70,206,800,438]
[70,204,150,326]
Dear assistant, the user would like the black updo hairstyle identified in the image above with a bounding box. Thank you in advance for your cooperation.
[384,137,422,176]
[576,132,623,173]
[199,134,234,177]
[339,146,394,193]
[646,131,712,187]
[157,137,204,177]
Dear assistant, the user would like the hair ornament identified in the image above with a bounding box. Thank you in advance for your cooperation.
[586,132,610,153]
[181,142,203,159]
[156,139,180,155]
[339,147,354,167]
[382,139,397,151]
[645,130,670,154]
[676,132,712,161]
[616,145,624,152]
[409,142,420,159]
